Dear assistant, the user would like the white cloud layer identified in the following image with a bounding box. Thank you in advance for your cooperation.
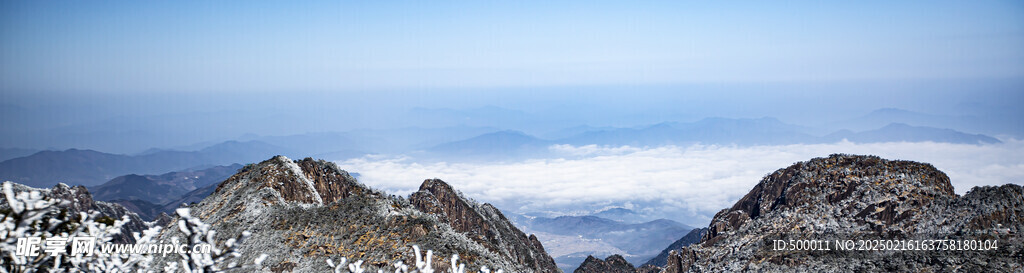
[336,139,1024,226]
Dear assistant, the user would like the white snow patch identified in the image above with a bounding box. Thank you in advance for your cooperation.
[276,155,324,205]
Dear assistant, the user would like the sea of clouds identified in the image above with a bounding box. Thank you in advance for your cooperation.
[336,139,1024,226]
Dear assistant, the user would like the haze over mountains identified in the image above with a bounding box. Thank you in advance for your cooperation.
[1,104,1020,225]
[1,107,1008,163]
[2,92,1022,272]
[0,141,275,187]
[3,87,1022,154]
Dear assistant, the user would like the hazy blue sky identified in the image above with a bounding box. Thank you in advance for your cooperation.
[2,1,1023,152]
[3,1,1022,93]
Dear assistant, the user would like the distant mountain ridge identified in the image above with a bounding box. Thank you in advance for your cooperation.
[90,164,241,204]
[87,164,242,220]
[0,141,280,187]
[831,108,1024,137]
[558,117,818,147]
[824,123,1000,144]
[427,130,553,160]
[513,213,691,272]
[426,118,1002,160]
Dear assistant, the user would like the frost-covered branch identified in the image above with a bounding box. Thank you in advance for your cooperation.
[2,181,155,273]
[2,181,65,272]
[2,182,266,273]
[326,245,502,273]
[163,208,266,273]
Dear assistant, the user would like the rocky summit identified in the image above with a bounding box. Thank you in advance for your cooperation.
[573,255,639,273]
[655,154,1023,272]
[154,155,560,273]
[411,179,559,272]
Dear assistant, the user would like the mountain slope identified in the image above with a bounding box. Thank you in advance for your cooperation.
[91,174,182,205]
[641,228,706,268]
[428,130,552,160]
[154,156,560,272]
[108,199,165,221]
[158,182,220,215]
[657,154,1023,272]
[90,164,241,206]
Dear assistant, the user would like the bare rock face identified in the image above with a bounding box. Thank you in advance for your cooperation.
[156,156,561,273]
[411,179,560,273]
[3,182,148,244]
[573,255,636,273]
[705,154,955,243]
[656,154,1023,272]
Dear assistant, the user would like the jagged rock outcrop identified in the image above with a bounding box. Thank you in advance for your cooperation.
[657,154,1023,272]
[155,156,561,273]
[574,255,636,273]
[2,182,148,243]
[411,179,560,272]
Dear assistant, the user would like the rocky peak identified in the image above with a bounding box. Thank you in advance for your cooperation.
[294,157,364,203]
[213,155,364,206]
[47,183,96,212]
[411,178,560,273]
[657,154,1023,272]
[706,154,955,243]
[158,156,561,273]
[574,255,636,273]
[411,179,489,236]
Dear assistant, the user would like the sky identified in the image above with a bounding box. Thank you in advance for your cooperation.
[3,1,1022,145]
[2,1,1022,93]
